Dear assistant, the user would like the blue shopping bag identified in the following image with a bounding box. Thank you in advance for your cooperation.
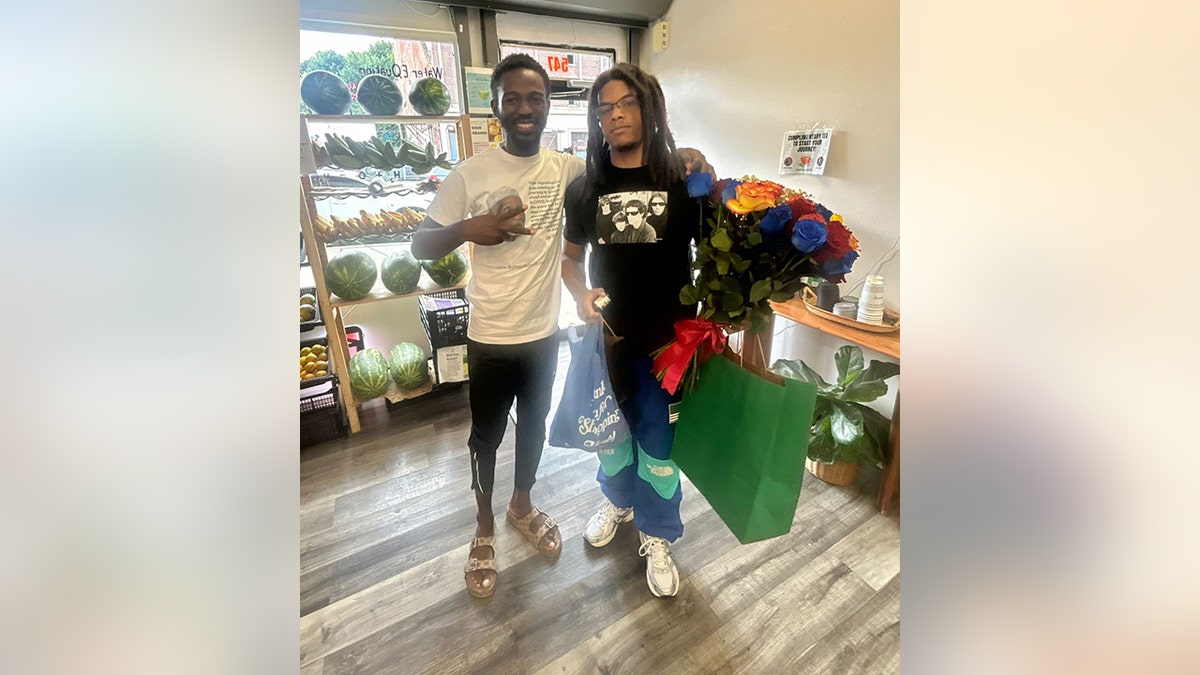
[549,321,631,452]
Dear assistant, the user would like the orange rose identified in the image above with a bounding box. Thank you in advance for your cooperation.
[725,181,785,214]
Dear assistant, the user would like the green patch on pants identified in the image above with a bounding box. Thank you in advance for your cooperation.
[597,437,634,477]
[637,448,681,500]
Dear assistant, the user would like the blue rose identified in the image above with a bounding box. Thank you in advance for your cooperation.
[720,179,742,204]
[791,218,828,254]
[822,249,859,277]
[686,171,713,198]
[814,202,833,221]
[758,204,793,237]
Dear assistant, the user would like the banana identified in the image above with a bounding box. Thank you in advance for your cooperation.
[330,152,365,170]
[381,142,401,169]
[324,133,353,157]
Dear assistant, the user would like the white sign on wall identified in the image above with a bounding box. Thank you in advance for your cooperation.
[779,127,833,175]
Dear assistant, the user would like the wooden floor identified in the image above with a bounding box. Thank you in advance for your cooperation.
[300,341,899,674]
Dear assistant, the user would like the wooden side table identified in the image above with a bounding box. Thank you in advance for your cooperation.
[766,298,901,515]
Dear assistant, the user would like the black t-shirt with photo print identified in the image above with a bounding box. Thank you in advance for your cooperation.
[564,165,702,355]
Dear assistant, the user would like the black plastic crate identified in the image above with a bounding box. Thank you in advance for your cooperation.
[300,286,321,333]
[301,381,345,448]
[419,289,470,349]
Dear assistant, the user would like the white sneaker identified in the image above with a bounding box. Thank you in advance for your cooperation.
[638,531,680,597]
[584,500,634,547]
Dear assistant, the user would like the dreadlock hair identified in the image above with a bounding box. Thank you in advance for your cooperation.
[585,63,685,194]
[490,53,551,100]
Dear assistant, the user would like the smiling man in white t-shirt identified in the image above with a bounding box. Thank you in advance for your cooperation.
[412,54,583,600]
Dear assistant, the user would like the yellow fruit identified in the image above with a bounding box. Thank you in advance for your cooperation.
[300,347,312,357]
[301,372,315,380]
[314,369,327,377]
[300,293,317,306]
[311,344,325,354]
[305,354,319,365]
[301,305,316,321]
[316,360,328,370]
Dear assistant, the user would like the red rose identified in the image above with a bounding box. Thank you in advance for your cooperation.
[812,220,853,263]
[787,197,820,221]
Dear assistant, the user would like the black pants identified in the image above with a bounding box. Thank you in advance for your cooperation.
[466,334,559,493]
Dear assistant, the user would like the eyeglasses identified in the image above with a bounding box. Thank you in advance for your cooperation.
[625,209,643,216]
[650,202,666,208]
[593,94,639,119]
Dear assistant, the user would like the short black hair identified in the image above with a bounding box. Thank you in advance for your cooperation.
[490,53,551,99]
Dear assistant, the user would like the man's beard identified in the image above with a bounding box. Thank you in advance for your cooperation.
[611,139,642,154]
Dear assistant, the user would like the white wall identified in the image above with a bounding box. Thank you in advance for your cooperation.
[644,0,900,411]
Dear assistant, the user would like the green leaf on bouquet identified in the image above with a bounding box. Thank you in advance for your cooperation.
[734,259,752,273]
[716,256,730,275]
[710,229,733,252]
[679,284,701,305]
[721,291,744,312]
[746,231,762,247]
[750,279,772,303]
[769,291,792,302]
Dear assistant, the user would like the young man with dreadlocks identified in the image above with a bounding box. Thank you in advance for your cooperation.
[562,63,714,597]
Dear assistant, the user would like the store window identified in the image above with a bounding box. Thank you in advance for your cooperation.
[300,29,463,179]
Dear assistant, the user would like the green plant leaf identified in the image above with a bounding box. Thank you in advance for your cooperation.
[829,400,865,446]
[716,257,730,275]
[711,229,733,252]
[749,279,772,303]
[843,360,899,402]
[807,417,838,464]
[834,346,865,385]
[734,259,752,273]
[721,291,744,312]
[770,358,830,388]
[769,291,793,302]
[746,231,762,246]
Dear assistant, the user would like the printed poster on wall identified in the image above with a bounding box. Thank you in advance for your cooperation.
[779,127,833,175]
[469,116,503,155]
[463,66,495,115]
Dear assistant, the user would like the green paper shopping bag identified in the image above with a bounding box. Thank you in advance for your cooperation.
[671,350,817,544]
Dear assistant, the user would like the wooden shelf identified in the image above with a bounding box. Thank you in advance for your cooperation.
[769,296,900,359]
[304,114,466,124]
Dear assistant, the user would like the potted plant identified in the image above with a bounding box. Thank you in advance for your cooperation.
[770,345,899,485]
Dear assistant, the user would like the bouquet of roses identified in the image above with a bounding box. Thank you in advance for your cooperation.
[651,173,861,394]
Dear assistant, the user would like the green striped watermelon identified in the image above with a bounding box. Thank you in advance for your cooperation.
[420,249,469,287]
[390,342,429,389]
[325,251,377,300]
[356,74,403,115]
[348,348,390,400]
[380,250,422,295]
[301,70,352,115]
[408,77,452,116]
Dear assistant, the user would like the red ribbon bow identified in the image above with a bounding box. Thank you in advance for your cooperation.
[653,318,728,395]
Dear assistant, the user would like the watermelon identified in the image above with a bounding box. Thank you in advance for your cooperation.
[325,250,377,300]
[390,342,429,389]
[420,249,469,287]
[348,348,390,400]
[380,250,422,295]
[301,70,352,115]
[408,77,452,116]
[356,74,403,115]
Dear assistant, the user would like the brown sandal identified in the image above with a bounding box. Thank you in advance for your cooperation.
[506,505,562,559]
[464,536,497,599]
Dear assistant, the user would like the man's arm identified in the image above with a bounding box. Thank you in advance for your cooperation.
[561,240,605,324]
[410,206,531,260]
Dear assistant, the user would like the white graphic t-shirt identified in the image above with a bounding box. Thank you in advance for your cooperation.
[425,147,585,344]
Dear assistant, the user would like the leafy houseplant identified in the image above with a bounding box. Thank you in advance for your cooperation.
[771,345,899,485]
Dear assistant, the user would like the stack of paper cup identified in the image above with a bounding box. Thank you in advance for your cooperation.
[856,275,886,324]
